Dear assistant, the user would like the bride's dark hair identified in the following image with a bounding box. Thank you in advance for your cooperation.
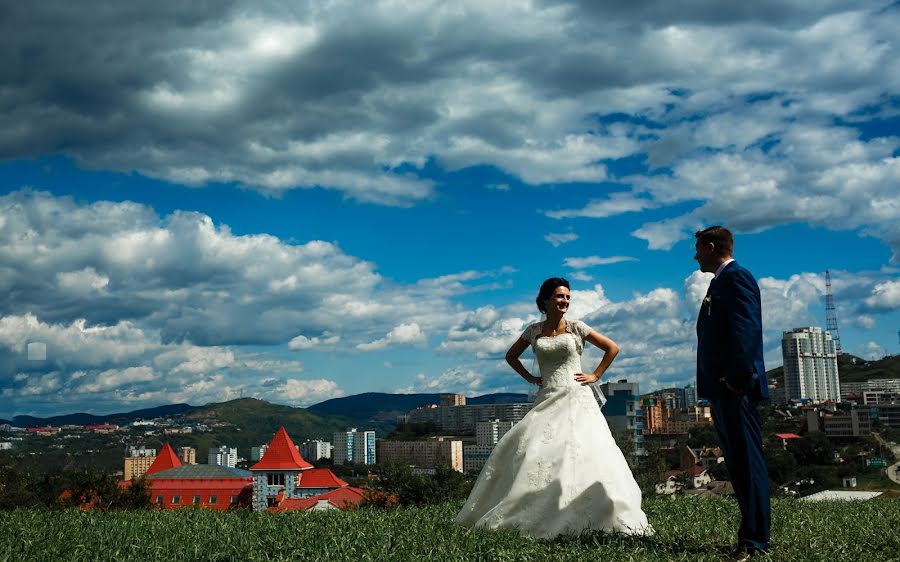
[536,277,570,313]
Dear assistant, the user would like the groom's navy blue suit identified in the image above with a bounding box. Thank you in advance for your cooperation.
[697,260,770,552]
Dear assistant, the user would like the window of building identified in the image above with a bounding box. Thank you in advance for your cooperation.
[267,473,285,486]
[193,495,201,506]
[208,495,217,504]
[172,495,181,504]
[155,495,164,505]
[230,495,239,504]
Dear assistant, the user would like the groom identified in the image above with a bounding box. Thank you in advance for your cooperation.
[694,226,770,560]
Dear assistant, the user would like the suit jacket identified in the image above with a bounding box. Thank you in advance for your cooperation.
[696,261,768,401]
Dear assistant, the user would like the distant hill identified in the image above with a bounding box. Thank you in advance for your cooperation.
[768,353,900,386]
[164,398,396,455]
[2,398,395,473]
[9,403,195,428]
[835,353,900,383]
[307,392,530,422]
[0,418,10,426]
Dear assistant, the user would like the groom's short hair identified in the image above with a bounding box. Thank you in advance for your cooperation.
[695,226,733,258]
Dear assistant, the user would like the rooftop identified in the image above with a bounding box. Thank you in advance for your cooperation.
[250,426,313,471]
[147,465,252,480]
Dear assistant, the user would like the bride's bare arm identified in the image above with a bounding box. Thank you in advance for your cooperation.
[574,330,619,384]
[506,338,542,385]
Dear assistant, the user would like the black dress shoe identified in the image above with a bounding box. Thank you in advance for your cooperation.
[721,551,750,562]
[722,548,767,561]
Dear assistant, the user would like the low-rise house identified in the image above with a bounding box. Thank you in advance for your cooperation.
[774,433,801,449]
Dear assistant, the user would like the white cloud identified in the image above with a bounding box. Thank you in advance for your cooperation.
[569,272,593,282]
[288,332,341,351]
[851,341,887,361]
[0,190,469,348]
[863,280,900,312]
[563,255,638,269]
[544,232,578,247]
[357,323,426,351]
[265,378,346,406]
[4,0,895,222]
[547,193,656,220]
[855,315,876,330]
[78,366,157,394]
[395,367,499,395]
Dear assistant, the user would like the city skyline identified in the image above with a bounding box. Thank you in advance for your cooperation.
[2,1,900,418]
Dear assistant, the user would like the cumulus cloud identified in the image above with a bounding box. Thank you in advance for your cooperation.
[0,310,344,413]
[855,315,876,330]
[862,280,900,312]
[264,378,346,405]
[1,1,894,233]
[0,190,476,347]
[288,332,341,351]
[394,367,496,395]
[357,323,426,351]
[432,267,899,392]
[851,341,887,361]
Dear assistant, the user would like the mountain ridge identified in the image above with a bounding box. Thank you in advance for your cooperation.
[3,392,530,428]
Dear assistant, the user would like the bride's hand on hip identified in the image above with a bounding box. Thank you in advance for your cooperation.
[525,374,543,386]
[574,372,600,384]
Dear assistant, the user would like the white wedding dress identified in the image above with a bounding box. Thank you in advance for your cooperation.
[455,320,651,539]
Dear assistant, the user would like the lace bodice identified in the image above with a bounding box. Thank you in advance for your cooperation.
[532,334,583,388]
[520,320,592,389]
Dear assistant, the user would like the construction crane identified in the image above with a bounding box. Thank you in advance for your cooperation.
[825,270,842,354]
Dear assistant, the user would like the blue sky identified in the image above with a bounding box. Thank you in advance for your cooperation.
[1,1,899,418]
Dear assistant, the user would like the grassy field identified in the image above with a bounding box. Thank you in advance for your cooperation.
[2,497,899,562]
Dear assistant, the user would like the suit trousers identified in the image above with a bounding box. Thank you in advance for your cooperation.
[709,393,771,551]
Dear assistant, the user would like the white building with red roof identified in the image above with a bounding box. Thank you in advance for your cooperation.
[250,426,364,511]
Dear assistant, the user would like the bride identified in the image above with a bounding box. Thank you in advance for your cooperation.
[454,277,651,539]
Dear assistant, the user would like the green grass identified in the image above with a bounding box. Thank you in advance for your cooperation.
[2,497,899,561]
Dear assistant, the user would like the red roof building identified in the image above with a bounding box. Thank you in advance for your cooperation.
[117,428,361,513]
[146,443,182,476]
[249,426,362,512]
[250,426,313,471]
[297,468,349,489]
[271,486,365,512]
[145,465,254,511]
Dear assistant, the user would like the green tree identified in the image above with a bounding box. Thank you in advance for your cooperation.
[765,446,798,488]
[687,425,721,449]
[788,432,834,465]
[368,463,472,507]
[116,477,152,510]
[0,461,41,510]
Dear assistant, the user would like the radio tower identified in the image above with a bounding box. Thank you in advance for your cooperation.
[825,270,842,354]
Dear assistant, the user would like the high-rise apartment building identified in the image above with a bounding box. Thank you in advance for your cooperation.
[440,393,466,407]
[463,419,518,473]
[782,327,840,403]
[600,379,644,456]
[208,446,239,468]
[178,446,196,464]
[407,402,533,433]
[683,384,697,408]
[300,439,332,461]
[124,446,156,481]
[333,429,375,465]
[250,445,268,462]
[377,437,463,472]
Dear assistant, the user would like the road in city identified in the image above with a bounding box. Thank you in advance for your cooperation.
[872,433,900,485]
